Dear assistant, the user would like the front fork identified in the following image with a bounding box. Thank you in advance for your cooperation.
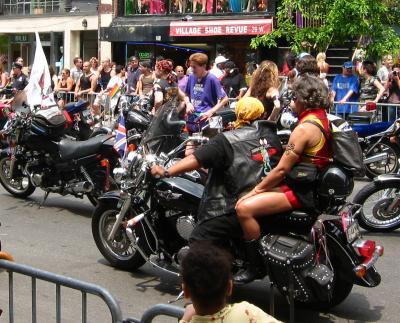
[107,195,131,241]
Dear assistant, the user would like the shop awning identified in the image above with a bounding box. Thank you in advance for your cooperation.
[101,16,273,42]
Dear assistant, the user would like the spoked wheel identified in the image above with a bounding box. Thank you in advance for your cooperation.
[91,201,146,270]
[0,156,35,198]
[353,181,400,232]
[364,141,400,179]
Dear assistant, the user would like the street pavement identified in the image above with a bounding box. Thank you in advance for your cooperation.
[0,181,398,323]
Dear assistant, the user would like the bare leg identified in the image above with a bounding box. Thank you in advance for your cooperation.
[236,190,293,240]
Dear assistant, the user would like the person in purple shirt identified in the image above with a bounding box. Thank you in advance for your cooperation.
[183,53,228,134]
[176,65,188,92]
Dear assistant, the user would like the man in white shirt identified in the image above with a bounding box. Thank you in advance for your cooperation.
[210,55,228,80]
[377,54,393,87]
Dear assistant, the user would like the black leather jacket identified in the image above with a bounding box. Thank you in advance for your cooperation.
[197,120,282,223]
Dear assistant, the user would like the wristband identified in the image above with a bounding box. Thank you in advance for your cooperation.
[164,170,170,178]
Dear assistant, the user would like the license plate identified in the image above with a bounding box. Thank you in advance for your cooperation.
[346,222,360,242]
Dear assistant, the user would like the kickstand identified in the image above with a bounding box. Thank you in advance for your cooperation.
[39,191,50,209]
[269,280,275,317]
[168,290,184,304]
[288,271,294,323]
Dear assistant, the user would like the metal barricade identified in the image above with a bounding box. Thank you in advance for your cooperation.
[125,304,185,323]
[0,259,124,323]
[0,259,186,323]
[331,101,400,121]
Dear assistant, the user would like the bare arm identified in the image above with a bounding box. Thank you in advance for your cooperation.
[153,85,163,111]
[151,154,201,178]
[373,79,385,103]
[254,126,309,192]
[137,75,143,96]
[0,73,7,87]
[267,88,281,121]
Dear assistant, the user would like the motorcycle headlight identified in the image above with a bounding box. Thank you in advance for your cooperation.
[113,167,127,183]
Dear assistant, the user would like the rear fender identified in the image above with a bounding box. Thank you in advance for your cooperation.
[325,221,381,287]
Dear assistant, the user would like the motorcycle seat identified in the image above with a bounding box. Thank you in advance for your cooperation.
[58,134,113,160]
[64,100,90,114]
[260,210,318,235]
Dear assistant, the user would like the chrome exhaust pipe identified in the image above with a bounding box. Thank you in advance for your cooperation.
[69,181,93,194]
[364,152,389,165]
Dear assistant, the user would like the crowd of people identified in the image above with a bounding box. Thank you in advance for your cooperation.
[2,50,399,122]
[282,52,400,120]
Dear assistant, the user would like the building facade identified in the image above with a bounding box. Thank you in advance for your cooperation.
[99,0,279,71]
[0,0,98,73]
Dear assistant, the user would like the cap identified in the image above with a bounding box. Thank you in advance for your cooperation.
[215,55,228,65]
[12,62,22,69]
[343,61,354,69]
[297,52,310,60]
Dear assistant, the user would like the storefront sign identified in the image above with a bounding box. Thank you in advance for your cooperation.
[10,34,29,43]
[170,19,272,37]
[138,51,151,60]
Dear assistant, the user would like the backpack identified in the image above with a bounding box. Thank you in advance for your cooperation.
[304,117,365,177]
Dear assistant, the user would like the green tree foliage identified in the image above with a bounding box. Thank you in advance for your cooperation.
[251,0,400,57]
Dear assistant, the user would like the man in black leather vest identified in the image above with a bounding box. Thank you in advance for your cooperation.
[151,97,282,283]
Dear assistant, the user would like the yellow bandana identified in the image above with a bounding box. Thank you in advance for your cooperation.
[234,97,264,128]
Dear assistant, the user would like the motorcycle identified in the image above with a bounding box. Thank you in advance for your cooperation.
[347,103,400,179]
[92,106,383,310]
[0,106,119,206]
[353,123,400,231]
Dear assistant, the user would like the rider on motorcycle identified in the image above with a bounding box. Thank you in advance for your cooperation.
[151,96,283,282]
[235,74,333,283]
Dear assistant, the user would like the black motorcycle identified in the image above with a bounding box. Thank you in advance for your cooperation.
[0,106,119,206]
[92,106,383,310]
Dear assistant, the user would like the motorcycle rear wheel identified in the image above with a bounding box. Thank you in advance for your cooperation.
[0,156,35,198]
[364,141,400,179]
[353,180,400,232]
[92,200,146,270]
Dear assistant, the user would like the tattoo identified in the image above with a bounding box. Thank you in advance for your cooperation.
[285,143,296,155]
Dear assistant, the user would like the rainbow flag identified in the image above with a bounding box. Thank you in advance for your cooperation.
[108,83,121,98]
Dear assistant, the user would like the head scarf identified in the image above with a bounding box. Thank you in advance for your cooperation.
[234,97,264,128]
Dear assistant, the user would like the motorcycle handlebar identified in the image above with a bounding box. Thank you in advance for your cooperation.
[166,110,186,128]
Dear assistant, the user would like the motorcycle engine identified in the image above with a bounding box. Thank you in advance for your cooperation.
[176,215,196,241]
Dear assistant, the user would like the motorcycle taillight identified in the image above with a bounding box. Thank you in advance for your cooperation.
[355,239,384,261]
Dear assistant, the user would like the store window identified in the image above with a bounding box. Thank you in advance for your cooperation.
[124,0,271,14]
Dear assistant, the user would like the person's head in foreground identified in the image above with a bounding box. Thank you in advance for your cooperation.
[181,241,233,314]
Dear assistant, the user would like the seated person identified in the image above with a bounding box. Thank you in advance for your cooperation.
[179,241,281,323]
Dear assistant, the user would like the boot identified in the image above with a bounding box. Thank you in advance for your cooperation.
[234,239,265,285]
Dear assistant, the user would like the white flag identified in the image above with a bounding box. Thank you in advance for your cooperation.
[25,32,53,108]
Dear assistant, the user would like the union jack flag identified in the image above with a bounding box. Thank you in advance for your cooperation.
[113,115,127,158]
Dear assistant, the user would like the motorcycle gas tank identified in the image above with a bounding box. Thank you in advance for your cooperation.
[24,134,59,155]
[154,177,203,212]
[352,122,392,138]
[125,109,151,132]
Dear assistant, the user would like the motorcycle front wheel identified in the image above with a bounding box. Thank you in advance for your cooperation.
[364,141,400,179]
[353,180,400,232]
[91,200,146,270]
[0,156,35,198]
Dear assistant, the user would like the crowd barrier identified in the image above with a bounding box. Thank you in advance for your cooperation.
[0,259,185,323]
[331,101,400,122]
